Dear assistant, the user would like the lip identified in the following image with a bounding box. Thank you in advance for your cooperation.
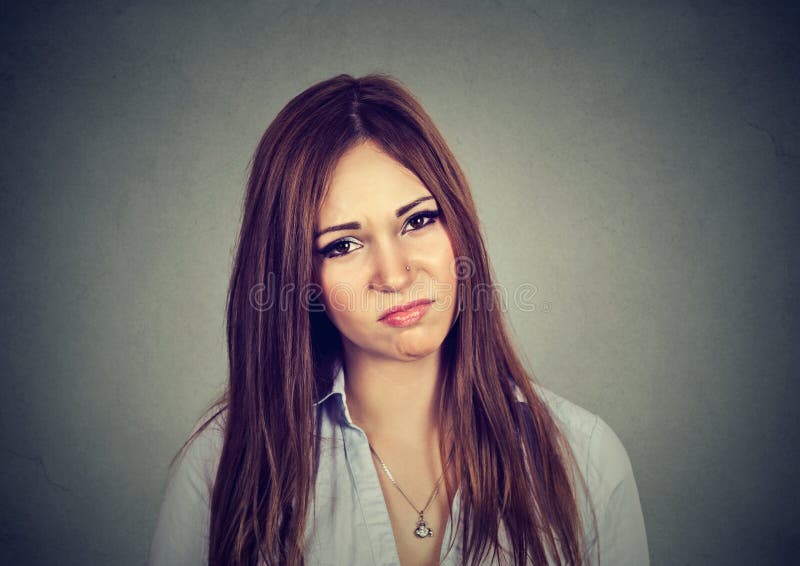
[378,299,434,321]
[379,301,433,328]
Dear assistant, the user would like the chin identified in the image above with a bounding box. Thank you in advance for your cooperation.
[393,336,443,360]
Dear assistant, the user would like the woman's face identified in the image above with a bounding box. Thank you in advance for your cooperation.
[313,140,458,362]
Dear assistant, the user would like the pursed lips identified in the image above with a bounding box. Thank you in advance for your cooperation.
[377,299,434,321]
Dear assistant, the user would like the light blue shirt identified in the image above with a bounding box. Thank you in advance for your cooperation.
[149,367,649,565]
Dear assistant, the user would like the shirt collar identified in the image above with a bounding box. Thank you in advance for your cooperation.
[312,364,357,426]
[512,381,526,403]
[313,364,528,421]
[312,364,344,407]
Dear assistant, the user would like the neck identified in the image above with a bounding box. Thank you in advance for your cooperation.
[342,346,444,441]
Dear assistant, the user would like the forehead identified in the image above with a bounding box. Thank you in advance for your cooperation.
[318,141,430,222]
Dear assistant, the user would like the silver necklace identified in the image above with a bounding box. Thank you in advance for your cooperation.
[368,442,451,539]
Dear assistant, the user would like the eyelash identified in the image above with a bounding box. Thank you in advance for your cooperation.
[317,210,441,259]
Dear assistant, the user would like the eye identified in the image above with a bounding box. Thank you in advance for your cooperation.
[318,237,363,259]
[402,210,440,234]
[317,210,441,260]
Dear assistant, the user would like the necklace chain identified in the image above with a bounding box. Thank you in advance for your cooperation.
[368,442,454,539]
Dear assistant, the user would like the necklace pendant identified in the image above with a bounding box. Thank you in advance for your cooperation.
[414,518,433,538]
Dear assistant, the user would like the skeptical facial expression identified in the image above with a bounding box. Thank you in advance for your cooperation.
[312,140,458,362]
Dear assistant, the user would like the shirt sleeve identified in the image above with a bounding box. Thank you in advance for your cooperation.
[148,418,223,566]
[583,415,650,566]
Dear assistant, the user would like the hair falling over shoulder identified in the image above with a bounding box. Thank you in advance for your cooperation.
[193,73,599,565]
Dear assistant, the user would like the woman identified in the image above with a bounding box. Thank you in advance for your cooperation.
[148,73,649,566]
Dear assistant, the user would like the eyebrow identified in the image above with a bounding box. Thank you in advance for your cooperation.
[314,196,436,240]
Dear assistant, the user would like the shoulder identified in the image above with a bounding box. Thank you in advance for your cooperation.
[530,384,650,564]
[531,385,634,508]
[148,406,227,566]
[186,406,227,471]
[170,406,226,497]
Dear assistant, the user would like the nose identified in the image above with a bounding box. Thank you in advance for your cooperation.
[368,238,414,293]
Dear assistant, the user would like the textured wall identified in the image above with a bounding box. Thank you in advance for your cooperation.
[1,1,797,564]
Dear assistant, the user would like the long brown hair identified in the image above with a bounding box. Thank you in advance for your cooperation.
[201,73,597,565]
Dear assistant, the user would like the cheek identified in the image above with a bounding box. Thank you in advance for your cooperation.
[428,232,457,281]
[319,268,359,316]
[429,234,458,309]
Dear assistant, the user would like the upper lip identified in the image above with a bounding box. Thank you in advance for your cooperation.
[378,299,433,320]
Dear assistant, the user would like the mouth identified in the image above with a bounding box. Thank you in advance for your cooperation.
[379,301,434,328]
[378,299,434,323]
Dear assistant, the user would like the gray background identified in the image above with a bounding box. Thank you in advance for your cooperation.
[2,1,798,565]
